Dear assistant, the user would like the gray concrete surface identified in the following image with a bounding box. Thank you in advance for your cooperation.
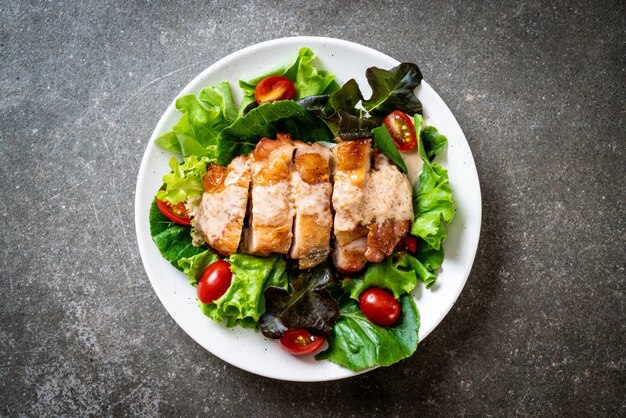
[1,0,624,416]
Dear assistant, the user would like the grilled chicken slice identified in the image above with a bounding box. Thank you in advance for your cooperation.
[363,153,414,262]
[331,139,372,273]
[290,141,333,269]
[243,137,295,256]
[193,156,251,256]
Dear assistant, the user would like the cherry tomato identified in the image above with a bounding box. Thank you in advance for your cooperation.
[278,329,325,356]
[255,76,296,105]
[156,197,191,226]
[396,235,418,255]
[197,260,232,304]
[383,110,417,152]
[359,288,401,327]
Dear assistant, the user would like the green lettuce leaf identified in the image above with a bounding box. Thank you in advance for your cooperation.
[405,252,438,288]
[177,250,219,285]
[155,83,236,157]
[200,254,288,327]
[371,125,408,173]
[259,262,340,339]
[198,81,238,123]
[315,294,420,371]
[422,125,448,162]
[342,254,418,299]
[410,161,455,250]
[156,155,212,204]
[410,115,455,282]
[149,199,205,271]
[362,63,423,116]
[216,101,333,165]
[238,48,338,112]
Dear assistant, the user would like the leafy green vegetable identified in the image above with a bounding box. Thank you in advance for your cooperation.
[259,262,340,339]
[177,250,219,285]
[362,63,423,116]
[315,295,420,371]
[422,126,448,162]
[149,199,205,271]
[342,254,418,299]
[216,101,333,165]
[198,81,238,123]
[156,155,212,204]
[238,47,339,113]
[410,115,454,273]
[405,252,438,288]
[371,125,408,173]
[411,161,455,250]
[201,254,288,327]
[155,84,235,157]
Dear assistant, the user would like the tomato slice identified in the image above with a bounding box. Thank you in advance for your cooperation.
[156,197,191,226]
[197,260,232,304]
[278,329,325,356]
[359,288,401,327]
[383,110,417,152]
[255,76,296,105]
[396,235,418,255]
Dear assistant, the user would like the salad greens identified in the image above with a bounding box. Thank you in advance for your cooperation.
[259,262,339,339]
[217,100,334,165]
[201,254,288,328]
[238,47,339,114]
[342,254,418,299]
[371,125,408,173]
[149,200,206,271]
[157,155,213,205]
[148,47,456,371]
[316,295,420,371]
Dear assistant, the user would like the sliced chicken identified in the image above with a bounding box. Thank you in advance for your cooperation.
[290,141,333,269]
[331,139,372,273]
[193,156,251,256]
[243,137,295,256]
[363,153,414,262]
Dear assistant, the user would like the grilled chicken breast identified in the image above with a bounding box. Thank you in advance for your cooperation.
[331,139,372,273]
[194,156,251,256]
[243,137,295,256]
[363,153,414,262]
[290,140,333,269]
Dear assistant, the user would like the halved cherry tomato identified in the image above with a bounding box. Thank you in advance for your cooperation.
[396,235,418,255]
[156,197,191,226]
[278,329,325,356]
[359,288,401,327]
[255,76,296,105]
[383,110,417,152]
[197,260,232,304]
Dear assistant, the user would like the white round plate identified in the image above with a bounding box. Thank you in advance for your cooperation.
[135,36,481,382]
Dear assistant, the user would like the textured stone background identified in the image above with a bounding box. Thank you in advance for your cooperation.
[1,0,624,416]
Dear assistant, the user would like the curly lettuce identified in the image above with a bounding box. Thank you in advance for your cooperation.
[200,254,288,327]
[238,47,339,113]
[156,155,212,205]
[155,82,236,157]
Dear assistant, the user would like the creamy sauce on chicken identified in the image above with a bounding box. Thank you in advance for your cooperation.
[252,182,293,225]
[292,173,332,226]
[195,185,248,243]
[363,154,414,224]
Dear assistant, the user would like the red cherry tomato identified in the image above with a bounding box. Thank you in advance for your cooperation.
[397,235,418,255]
[383,110,417,152]
[255,76,296,105]
[197,260,232,304]
[278,329,325,356]
[156,197,191,226]
[359,288,401,327]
